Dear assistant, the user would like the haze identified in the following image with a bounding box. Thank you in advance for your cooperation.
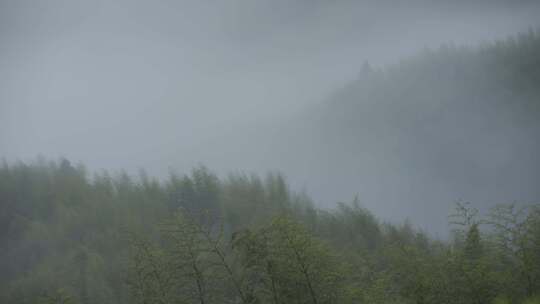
[1,0,540,234]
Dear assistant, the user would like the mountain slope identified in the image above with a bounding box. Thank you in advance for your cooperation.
[267,30,540,232]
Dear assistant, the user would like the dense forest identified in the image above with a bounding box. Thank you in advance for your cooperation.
[0,159,539,304]
[2,29,540,304]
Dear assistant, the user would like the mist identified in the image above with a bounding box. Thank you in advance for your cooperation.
[2,0,540,234]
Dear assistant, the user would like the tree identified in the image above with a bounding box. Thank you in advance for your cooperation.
[487,204,540,298]
[234,216,349,304]
[447,202,495,304]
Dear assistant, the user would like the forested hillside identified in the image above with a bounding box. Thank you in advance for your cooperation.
[238,29,540,231]
[2,30,540,304]
[2,0,540,302]
[1,159,539,304]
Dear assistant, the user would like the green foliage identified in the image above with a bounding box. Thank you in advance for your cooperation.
[1,158,540,303]
[3,27,540,304]
[234,216,349,304]
[38,288,77,304]
[523,296,540,304]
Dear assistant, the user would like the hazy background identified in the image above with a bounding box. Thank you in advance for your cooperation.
[2,0,540,235]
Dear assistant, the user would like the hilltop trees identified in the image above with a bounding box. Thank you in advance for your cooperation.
[0,159,540,303]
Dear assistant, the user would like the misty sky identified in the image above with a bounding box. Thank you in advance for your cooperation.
[1,0,540,233]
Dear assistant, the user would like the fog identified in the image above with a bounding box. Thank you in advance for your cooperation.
[1,0,540,234]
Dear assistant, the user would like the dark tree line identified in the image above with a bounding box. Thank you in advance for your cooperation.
[0,159,539,304]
